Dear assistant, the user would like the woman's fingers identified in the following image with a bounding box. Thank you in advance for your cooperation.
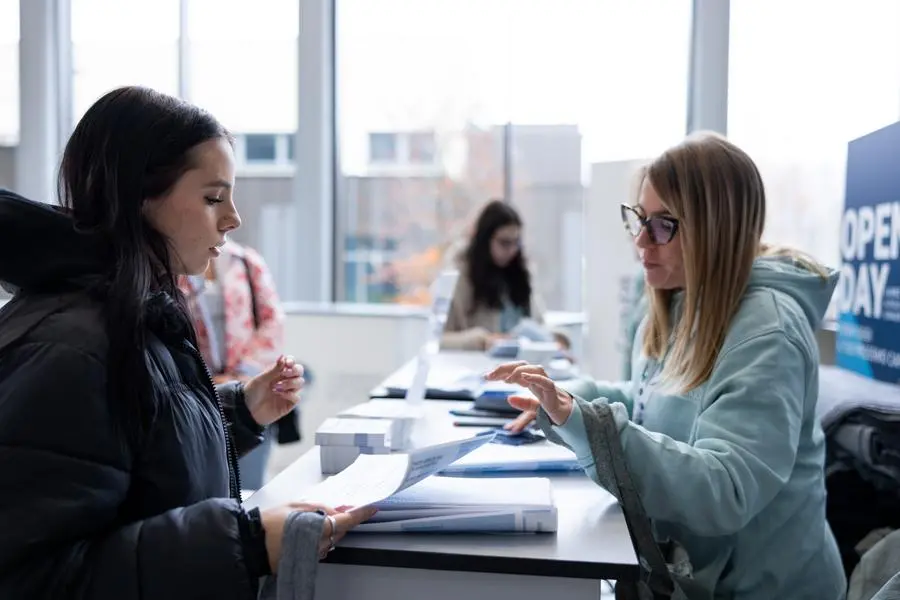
[484,361,528,380]
[486,362,549,386]
[507,394,540,413]
[280,358,303,378]
[504,406,537,433]
[273,377,305,394]
[317,507,378,558]
[507,364,549,386]
[521,372,557,395]
[274,503,375,560]
[333,506,378,534]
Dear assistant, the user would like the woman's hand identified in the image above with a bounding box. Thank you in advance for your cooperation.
[485,332,511,348]
[470,328,508,351]
[261,503,377,571]
[485,361,575,433]
[243,355,304,426]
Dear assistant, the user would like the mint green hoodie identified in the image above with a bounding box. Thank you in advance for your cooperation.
[549,257,846,599]
[621,270,647,381]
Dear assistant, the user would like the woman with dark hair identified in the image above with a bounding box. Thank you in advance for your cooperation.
[441,200,569,350]
[441,199,554,351]
[0,86,373,598]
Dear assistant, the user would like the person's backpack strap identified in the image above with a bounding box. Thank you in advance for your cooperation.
[538,404,689,599]
[240,255,260,330]
[596,405,682,598]
[239,253,303,445]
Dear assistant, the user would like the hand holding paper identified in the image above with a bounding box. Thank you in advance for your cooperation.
[248,430,560,534]
[300,432,496,509]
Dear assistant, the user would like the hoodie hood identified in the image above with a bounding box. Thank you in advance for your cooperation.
[0,188,111,295]
[747,254,839,329]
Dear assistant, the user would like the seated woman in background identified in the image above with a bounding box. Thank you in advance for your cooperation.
[442,199,566,351]
[489,132,846,599]
[180,239,302,491]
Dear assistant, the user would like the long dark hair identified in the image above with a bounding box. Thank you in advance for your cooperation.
[463,199,532,315]
[59,86,232,444]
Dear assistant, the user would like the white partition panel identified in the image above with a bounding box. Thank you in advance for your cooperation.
[583,159,647,380]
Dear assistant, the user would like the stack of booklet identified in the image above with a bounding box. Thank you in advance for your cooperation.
[302,432,558,533]
[315,400,423,474]
[315,417,394,475]
[337,399,420,448]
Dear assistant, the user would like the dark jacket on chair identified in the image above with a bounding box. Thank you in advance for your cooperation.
[0,189,270,599]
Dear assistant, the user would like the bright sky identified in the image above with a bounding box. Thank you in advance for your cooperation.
[1,0,899,167]
[728,0,900,160]
[336,0,692,171]
[2,0,900,270]
[1,0,692,167]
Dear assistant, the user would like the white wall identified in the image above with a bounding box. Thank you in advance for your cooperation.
[281,304,429,386]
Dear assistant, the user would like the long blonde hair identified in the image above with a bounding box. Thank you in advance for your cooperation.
[642,132,768,392]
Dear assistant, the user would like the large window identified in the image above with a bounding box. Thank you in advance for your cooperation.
[66,1,300,284]
[186,0,298,135]
[71,0,180,125]
[70,0,298,137]
[0,0,18,145]
[336,0,691,308]
[185,0,299,282]
[728,0,900,270]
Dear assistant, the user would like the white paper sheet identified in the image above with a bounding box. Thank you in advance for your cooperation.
[300,431,497,508]
[404,351,431,405]
[302,453,410,508]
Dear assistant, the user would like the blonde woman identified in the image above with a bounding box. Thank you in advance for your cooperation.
[488,133,846,599]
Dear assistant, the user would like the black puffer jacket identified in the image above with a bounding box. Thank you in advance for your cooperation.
[0,190,270,599]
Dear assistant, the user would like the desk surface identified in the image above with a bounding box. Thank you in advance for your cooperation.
[246,400,638,581]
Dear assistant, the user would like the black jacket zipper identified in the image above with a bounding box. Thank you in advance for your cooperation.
[186,342,243,502]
